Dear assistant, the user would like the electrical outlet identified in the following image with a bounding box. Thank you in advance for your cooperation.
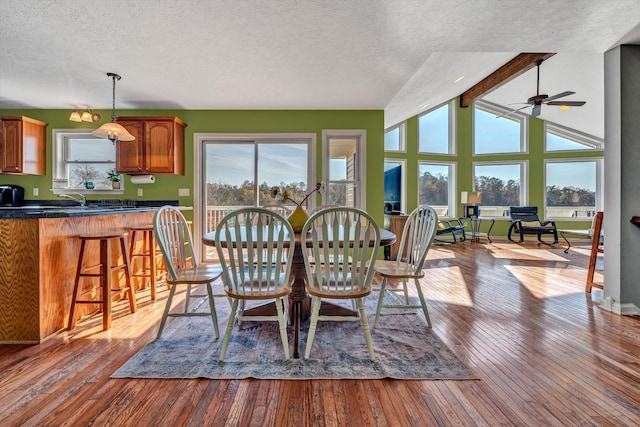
[178,188,189,197]
[137,188,143,197]
[33,188,39,196]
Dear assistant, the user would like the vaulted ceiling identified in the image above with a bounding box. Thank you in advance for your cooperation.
[2,0,640,140]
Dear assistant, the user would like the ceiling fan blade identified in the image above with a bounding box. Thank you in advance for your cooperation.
[496,104,530,119]
[544,91,575,102]
[546,101,586,106]
[532,104,541,117]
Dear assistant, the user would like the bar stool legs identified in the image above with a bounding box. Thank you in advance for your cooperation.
[68,231,137,331]
[128,225,167,300]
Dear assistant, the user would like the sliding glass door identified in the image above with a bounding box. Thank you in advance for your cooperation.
[197,134,315,262]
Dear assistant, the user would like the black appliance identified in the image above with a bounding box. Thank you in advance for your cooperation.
[0,184,25,206]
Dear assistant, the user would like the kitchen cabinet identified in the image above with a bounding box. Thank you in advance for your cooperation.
[115,116,186,175]
[0,116,47,175]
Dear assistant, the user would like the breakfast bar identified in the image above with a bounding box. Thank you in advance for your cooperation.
[0,204,173,344]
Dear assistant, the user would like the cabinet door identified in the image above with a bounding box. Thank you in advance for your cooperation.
[115,121,144,173]
[1,120,23,173]
[144,120,175,173]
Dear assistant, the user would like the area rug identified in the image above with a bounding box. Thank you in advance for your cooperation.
[111,290,476,380]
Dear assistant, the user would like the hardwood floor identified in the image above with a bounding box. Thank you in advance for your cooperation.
[1,241,639,426]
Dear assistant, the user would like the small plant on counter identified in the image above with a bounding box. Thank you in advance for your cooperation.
[107,170,121,183]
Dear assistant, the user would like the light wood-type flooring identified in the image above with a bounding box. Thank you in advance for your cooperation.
[1,241,639,426]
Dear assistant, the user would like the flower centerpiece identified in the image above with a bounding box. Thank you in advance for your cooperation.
[107,169,121,189]
[270,182,321,231]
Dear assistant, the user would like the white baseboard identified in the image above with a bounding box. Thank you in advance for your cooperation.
[600,297,640,315]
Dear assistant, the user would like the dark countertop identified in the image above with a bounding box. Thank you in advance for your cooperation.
[0,200,180,219]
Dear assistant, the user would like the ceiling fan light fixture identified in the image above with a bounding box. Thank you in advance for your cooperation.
[559,105,570,111]
[91,72,135,144]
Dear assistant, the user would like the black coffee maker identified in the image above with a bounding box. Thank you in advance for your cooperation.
[0,184,25,206]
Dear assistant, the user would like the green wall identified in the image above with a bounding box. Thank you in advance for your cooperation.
[0,102,604,239]
[0,109,385,222]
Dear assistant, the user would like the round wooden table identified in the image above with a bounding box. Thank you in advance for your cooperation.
[203,228,396,358]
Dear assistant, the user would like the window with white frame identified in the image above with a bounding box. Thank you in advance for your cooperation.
[418,101,455,154]
[322,130,366,209]
[52,129,119,193]
[545,159,602,219]
[418,161,455,218]
[384,122,405,152]
[545,122,603,152]
[474,101,526,155]
[384,159,406,214]
[473,162,527,217]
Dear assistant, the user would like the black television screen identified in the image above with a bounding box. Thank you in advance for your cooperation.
[384,164,401,213]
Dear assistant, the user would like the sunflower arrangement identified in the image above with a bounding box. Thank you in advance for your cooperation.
[270,182,322,206]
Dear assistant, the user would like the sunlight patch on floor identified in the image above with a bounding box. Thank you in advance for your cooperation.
[504,265,585,298]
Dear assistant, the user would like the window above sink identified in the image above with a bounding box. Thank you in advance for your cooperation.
[51,129,124,195]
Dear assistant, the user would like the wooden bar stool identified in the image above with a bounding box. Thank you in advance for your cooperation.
[68,231,137,331]
[128,225,167,300]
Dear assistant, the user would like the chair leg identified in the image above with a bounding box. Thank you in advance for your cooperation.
[275,297,290,359]
[205,283,219,339]
[358,298,375,361]
[219,298,240,362]
[402,278,409,303]
[374,277,388,328]
[157,284,178,338]
[304,296,322,359]
[184,284,192,312]
[414,278,432,328]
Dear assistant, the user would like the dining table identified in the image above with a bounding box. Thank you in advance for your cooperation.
[202,226,396,358]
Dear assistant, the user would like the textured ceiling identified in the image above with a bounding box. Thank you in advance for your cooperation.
[1,0,640,139]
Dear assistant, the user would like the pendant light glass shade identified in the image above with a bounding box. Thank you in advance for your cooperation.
[91,72,135,144]
[92,122,136,142]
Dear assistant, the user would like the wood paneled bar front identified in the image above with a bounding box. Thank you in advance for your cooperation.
[0,208,159,343]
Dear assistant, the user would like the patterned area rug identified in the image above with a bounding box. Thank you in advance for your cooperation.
[112,290,476,380]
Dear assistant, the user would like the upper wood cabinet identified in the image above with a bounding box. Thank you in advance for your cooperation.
[0,116,47,175]
[115,116,186,175]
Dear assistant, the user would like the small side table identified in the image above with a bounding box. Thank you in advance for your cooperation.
[459,217,495,243]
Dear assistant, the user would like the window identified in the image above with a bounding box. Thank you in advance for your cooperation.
[52,129,119,193]
[474,101,526,155]
[545,122,603,152]
[384,122,405,152]
[418,101,455,154]
[473,162,527,217]
[322,130,366,209]
[384,159,406,214]
[418,161,455,218]
[195,133,316,262]
[545,159,602,219]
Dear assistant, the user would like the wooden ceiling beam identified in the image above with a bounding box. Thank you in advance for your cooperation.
[459,52,556,108]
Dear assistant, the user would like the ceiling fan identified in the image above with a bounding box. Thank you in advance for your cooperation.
[499,59,586,118]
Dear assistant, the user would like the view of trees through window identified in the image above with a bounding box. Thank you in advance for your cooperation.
[207,180,332,207]
[546,185,595,207]
[474,175,520,206]
[545,160,597,217]
[418,170,448,205]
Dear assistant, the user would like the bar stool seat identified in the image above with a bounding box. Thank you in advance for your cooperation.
[68,231,137,331]
[128,225,167,300]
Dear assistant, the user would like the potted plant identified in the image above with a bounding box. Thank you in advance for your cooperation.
[107,169,121,189]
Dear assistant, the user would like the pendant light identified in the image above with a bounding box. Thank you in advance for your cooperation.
[91,72,135,144]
